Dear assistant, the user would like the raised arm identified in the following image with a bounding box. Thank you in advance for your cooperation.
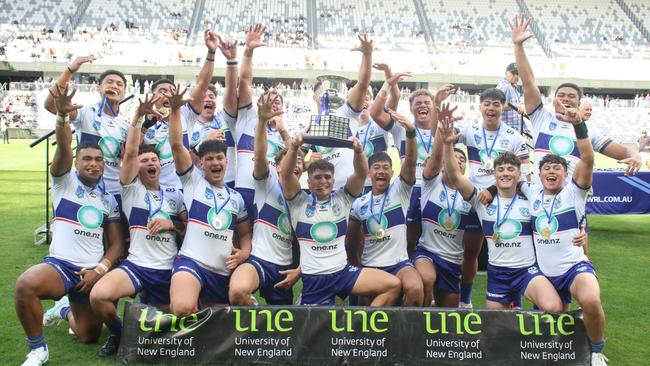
[188,30,218,113]
[253,94,283,179]
[440,118,475,200]
[218,38,239,117]
[347,35,374,111]
[345,138,369,197]
[601,142,642,176]
[369,70,412,129]
[555,103,594,187]
[44,55,96,118]
[423,102,458,179]
[49,84,82,176]
[120,94,162,184]
[281,134,303,199]
[164,85,193,173]
[238,24,267,108]
[510,14,542,114]
[389,110,417,184]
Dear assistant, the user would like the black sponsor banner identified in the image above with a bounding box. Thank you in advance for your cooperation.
[118,302,590,365]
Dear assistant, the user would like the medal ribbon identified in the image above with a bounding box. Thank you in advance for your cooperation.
[442,183,458,218]
[146,188,164,220]
[541,188,562,224]
[356,123,372,152]
[210,186,231,217]
[315,91,330,125]
[481,123,501,159]
[415,126,432,154]
[495,194,518,229]
[369,184,390,229]
[311,191,333,209]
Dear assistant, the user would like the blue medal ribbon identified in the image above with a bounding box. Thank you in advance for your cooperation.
[356,123,372,152]
[315,91,330,125]
[541,188,562,224]
[210,186,232,216]
[495,194,518,229]
[481,123,502,159]
[146,188,164,221]
[415,126,432,154]
[369,184,390,228]
[442,184,458,217]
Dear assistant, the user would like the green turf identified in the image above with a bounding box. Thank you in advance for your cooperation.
[1,140,648,365]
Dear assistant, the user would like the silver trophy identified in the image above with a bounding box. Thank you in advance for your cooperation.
[303,76,353,148]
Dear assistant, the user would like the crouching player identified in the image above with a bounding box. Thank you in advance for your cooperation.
[89,95,187,357]
[348,110,424,306]
[439,117,563,312]
[15,84,124,366]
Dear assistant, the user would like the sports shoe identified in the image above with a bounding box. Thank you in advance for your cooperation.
[43,296,69,326]
[21,346,48,366]
[459,302,473,309]
[250,295,259,306]
[97,334,120,357]
[591,352,609,366]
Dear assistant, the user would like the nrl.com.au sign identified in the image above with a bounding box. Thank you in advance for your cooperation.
[118,302,589,365]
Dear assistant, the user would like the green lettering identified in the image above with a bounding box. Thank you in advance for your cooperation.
[234,309,248,332]
[330,310,345,332]
[275,310,293,332]
[464,313,482,335]
[517,313,535,336]
[370,311,388,333]
[557,313,575,335]
[139,308,154,332]
[353,310,368,332]
[540,314,557,336]
[179,313,198,331]
[423,312,439,334]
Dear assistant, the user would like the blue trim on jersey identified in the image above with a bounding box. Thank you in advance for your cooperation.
[236,133,254,151]
[257,202,284,227]
[535,132,580,158]
[78,131,101,144]
[189,199,238,230]
[346,101,362,114]
[422,200,472,229]
[598,139,613,153]
[361,205,404,234]
[186,102,200,115]
[295,219,347,242]
[467,146,481,162]
[481,219,532,236]
[572,178,591,191]
[238,103,253,111]
[177,165,193,177]
[532,210,580,233]
[55,198,108,228]
[128,206,179,227]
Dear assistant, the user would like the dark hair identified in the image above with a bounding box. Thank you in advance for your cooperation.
[76,141,102,156]
[206,83,217,96]
[538,154,568,171]
[555,83,582,100]
[494,151,520,169]
[479,88,506,103]
[197,139,228,158]
[453,147,467,161]
[151,79,175,93]
[368,151,392,167]
[138,144,160,157]
[408,89,434,107]
[307,158,334,175]
[274,147,304,166]
[99,69,126,85]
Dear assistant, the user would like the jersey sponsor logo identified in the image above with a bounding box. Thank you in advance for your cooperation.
[493,218,521,240]
[310,221,338,243]
[98,135,122,158]
[548,135,574,157]
[208,208,232,231]
[437,209,460,231]
[332,203,342,217]
[534,216,559,238]
[315,146,334,154]
[473,134,482,146]
[277,212,292,236]
[305,205,315,217]
[549,121,557,131]
[77,205,103,229]
[155,135,173,159]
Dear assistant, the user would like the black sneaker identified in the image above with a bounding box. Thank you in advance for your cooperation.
[97,334,120,357]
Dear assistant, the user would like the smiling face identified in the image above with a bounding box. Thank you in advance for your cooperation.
[153,82,175,111]
[480,98,503,128]
[580,102,592,121]
[138,151,161,187]
[307,168,334,200]
[539,162,568,193]
[410,95,434,125]
[494,163,519,191]
[201,89,218,120]
[369,159,393,193]
[201,151,227,186]
[99,74,126,103]
[554,86,580,111]
[75,147,104,184]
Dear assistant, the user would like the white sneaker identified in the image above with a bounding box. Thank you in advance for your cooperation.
[459,302,473,309]
[22,346,48,366]
[591,352,609,366]
[250,295,259,306]
[42,296,69,326]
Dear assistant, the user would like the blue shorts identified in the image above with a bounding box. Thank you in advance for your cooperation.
[172,256,229,304]
[464,209,482,233]
[301,264,362,305]
[118,260,171,306]
[547,261,597,305]
[246,255,293,305]
[43,257,88,303]
[373,259,414,277]
[412,246,461,294]
[407,186,421,225]
[235,187,255,224]
[486,263,542,303]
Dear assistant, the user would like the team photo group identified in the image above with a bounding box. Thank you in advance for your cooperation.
[14,15,644,366]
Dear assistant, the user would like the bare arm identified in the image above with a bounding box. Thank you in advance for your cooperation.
[120,95,162,185]
[189,30,218,113]
[601,141,642,176]
[368,70,412,129]
[253,94,283,179]
[345,138,369,197]
[281,134,303,199]
[238,24,266,108]
[227,220,252,270]
[49,84,82,176]
[44,55,96,118]
[347,35,374,111]
[165,86,193,174]
[389,110,417,184]
[439,118,475,200]
[345,219,364,267]
[219,38,239,117]
[510,15,542,114]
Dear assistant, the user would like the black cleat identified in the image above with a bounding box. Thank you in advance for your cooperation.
[97,334,120,357]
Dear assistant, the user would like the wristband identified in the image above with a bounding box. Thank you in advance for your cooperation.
[208,49,216,54]
[379,81,390,95]
[226,60,238,66]
[93,267,105,276]
[56,114,69,124]
[134,115,145,129]
[206,57,215,62]
[98,262,109,273]
[405,129,416,138]
[486,185,498,198]
[573,122,588,139]
[66,66,74,74]
[102,257,113,266]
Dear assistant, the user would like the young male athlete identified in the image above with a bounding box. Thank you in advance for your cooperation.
[439,117,563,312]
[143,30,221,189]
[281,133,401,306]
[166,85,251,316]
[348,110,423,306]
[16,84,124,366]
[229,94,302,305]
[89,95,187,357]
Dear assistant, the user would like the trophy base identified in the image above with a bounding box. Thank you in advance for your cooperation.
[303,135,353,148]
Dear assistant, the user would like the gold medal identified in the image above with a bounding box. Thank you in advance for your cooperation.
[147,219,154,230]
[541,227,551,239]
[492,232,499,242]
[212,217,222,230]
[375,228,385,240]
[483,159,494,170]
[444,217,454,231]
[158,107,171,119]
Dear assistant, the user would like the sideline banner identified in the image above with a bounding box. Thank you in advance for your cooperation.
[587,171,650,215]
[118,302,590,365]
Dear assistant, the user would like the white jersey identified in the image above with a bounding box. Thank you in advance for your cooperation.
[529,105,612,183]
[286,187,356,275]
[189,110,237,185]
[392,124,432,187]
[357,118,399,186]
[50,171,120,268]
[312,103,361,190]
[520,181,589,277]
[419,174,474,265]
[469,190,536,268]
[349,176,412,267]
[121,178,185,270]
[144,104,199,189]
[252,174,294,266]
[230,104,285,190]
[71,103,130,195]
[457,121,529,189]
[178,166,248,275]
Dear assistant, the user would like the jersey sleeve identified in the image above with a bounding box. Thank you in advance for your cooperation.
[51,170,74,205]
[518,181,534,198]
[571,181,589,227]
[234,192,249,223]
[512,130,530,160]
[120,177,140,206]
[335,103,362,120]
[349,197,362,221]
[70,105,92,131]
[396,175,414,214]
[528,103,553,129]
[219,108,236,128]
[178,165,200,200]
[421,173,441,202]
[587,124,613,153]
[105,194,121,222]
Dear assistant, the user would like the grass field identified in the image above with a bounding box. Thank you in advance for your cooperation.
[1,139,648,365]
